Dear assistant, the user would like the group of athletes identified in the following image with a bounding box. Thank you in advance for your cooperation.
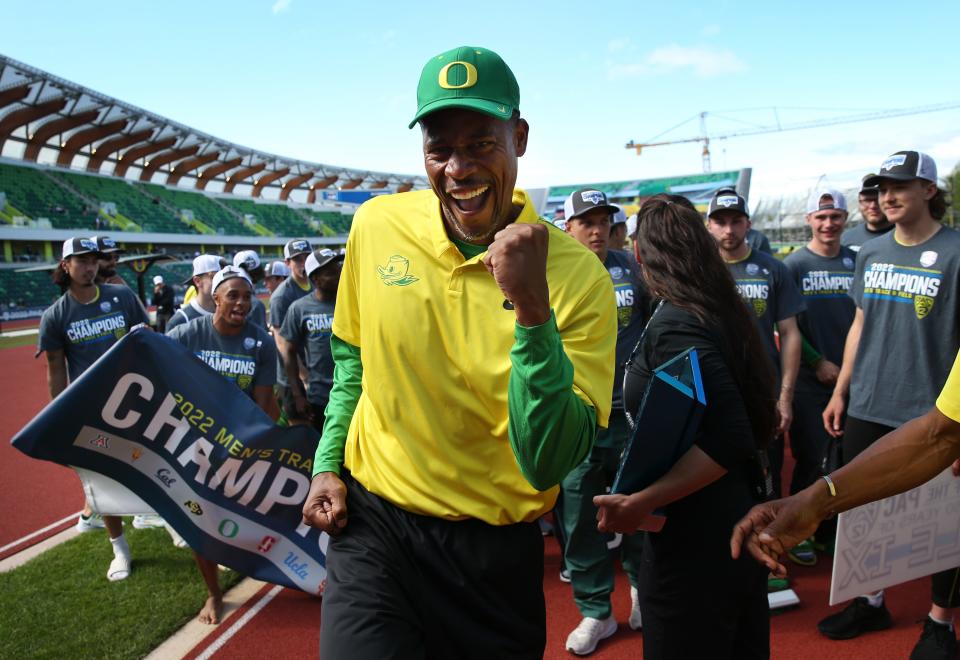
[30,43,960,660]
[38,234,344,623]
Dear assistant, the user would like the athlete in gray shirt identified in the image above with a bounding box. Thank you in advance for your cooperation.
[279,248,343,432]
[165,265,278,626]
[820,151,960,654]
[269,239,312,393]
[560,189,646,651]
[784,190,856,509]
[707,188,804,500]
[38,237,150,583]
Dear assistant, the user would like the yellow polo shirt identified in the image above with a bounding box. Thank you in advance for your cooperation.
[937,349,960,423]
[333,188,615,524]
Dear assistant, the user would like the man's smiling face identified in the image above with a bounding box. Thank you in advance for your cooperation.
[421,107,528,244]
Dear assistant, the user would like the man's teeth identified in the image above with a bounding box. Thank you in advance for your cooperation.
[450,186,488,200]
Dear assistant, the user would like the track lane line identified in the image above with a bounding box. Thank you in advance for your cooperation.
[195,584,284,660]
[0,510,82,555]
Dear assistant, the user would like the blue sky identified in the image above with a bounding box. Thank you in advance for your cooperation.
[4,0,959,200]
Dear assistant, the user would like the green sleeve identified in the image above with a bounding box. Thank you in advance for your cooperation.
[312,334,362,476]
[508,311,597,491]
[800,333,822,367]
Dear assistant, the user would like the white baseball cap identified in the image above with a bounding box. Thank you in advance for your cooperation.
[626,213,638,238]
[233,250,261,271]
[266,261,290,278]
[153,275,164,285]
[211,266,253,293]
[806,188,848,214]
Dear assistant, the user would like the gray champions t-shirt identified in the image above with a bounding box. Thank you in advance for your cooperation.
[841,222,894,254]
[783,246,857,393]
[726,249,806,371]
[269,276,311,387]
[166,299,211,332]
[166,315,277,396]
[849,227,960,427]
[248,296,267,328]
[279,295,335,405]
[606,249,649,411]
[38,283,149,383]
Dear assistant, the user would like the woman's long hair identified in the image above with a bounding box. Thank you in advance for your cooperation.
[634,198,778,448]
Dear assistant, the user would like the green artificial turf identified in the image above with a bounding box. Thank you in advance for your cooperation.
[0,524,244,659]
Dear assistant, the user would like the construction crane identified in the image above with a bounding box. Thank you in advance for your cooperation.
[625,102,960,172]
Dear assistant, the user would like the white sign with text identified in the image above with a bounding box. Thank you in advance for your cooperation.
[830,468,960,605]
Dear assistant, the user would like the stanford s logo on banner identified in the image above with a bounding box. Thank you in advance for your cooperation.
[11,328,328,594]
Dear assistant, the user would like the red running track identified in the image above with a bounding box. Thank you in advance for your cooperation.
[187,533,931,660]
[0,344,85,559]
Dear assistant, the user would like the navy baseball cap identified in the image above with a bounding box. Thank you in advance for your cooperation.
[305,248,344,278]
[62,237,100,259]
[708,188,749,219]
[862,151,938,187]
[91,235,123,254]
[284,239,312,259]
[563,189,620,222]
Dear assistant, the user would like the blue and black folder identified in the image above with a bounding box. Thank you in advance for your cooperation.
[612,347,707,500]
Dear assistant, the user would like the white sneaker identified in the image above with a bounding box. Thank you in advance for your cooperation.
[76,513,105,532]
[132,514,165,529]
[629,586,642,630]
[565,616,617,655]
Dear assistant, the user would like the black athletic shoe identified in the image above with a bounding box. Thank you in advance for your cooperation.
[817,597,893,640]
[909,617,958,660]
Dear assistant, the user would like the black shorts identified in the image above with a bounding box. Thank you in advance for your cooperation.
[319,474,546,660]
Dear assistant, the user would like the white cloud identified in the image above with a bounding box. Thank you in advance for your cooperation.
[647,45,745,77]
[607,37,631,53]
[607,44,745,79]
[272,0,291,14]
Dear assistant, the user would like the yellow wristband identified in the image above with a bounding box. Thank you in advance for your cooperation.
[822,474,837,497]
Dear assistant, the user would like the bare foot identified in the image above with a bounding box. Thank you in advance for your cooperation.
[198,595,223,625]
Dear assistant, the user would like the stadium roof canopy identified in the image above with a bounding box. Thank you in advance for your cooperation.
[0,54,428,201]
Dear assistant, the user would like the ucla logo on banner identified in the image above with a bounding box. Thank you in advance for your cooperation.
[284,552,309,580]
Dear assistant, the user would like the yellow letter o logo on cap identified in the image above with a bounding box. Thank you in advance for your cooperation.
[438,61,478,89]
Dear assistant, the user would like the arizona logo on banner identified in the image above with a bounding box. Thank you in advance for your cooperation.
[11,328,328,594]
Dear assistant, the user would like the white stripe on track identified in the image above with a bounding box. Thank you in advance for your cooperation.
[196,585,284,660]
[0,510,82,555]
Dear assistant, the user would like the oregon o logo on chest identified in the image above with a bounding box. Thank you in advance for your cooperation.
[438,61,478,89]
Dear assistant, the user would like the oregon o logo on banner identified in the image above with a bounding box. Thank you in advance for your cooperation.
[131,259,148,274]
[218,519,239,538]
[438,61,478,89]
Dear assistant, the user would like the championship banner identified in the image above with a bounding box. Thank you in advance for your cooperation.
[830,468,960,605]
[11,328,329,594]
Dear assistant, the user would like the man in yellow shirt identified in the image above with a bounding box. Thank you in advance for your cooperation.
[302,46,616,659]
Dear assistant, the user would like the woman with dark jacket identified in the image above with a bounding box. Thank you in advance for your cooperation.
[594,197,777,659]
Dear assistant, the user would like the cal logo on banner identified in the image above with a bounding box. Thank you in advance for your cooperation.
[11,328,328,594]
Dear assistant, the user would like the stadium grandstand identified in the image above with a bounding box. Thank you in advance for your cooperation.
[0,53,888,320]
[0,53,430,319]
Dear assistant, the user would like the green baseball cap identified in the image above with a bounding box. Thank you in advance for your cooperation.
[409,46,519,129]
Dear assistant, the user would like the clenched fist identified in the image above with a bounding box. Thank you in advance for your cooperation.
[483,223,550,327]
